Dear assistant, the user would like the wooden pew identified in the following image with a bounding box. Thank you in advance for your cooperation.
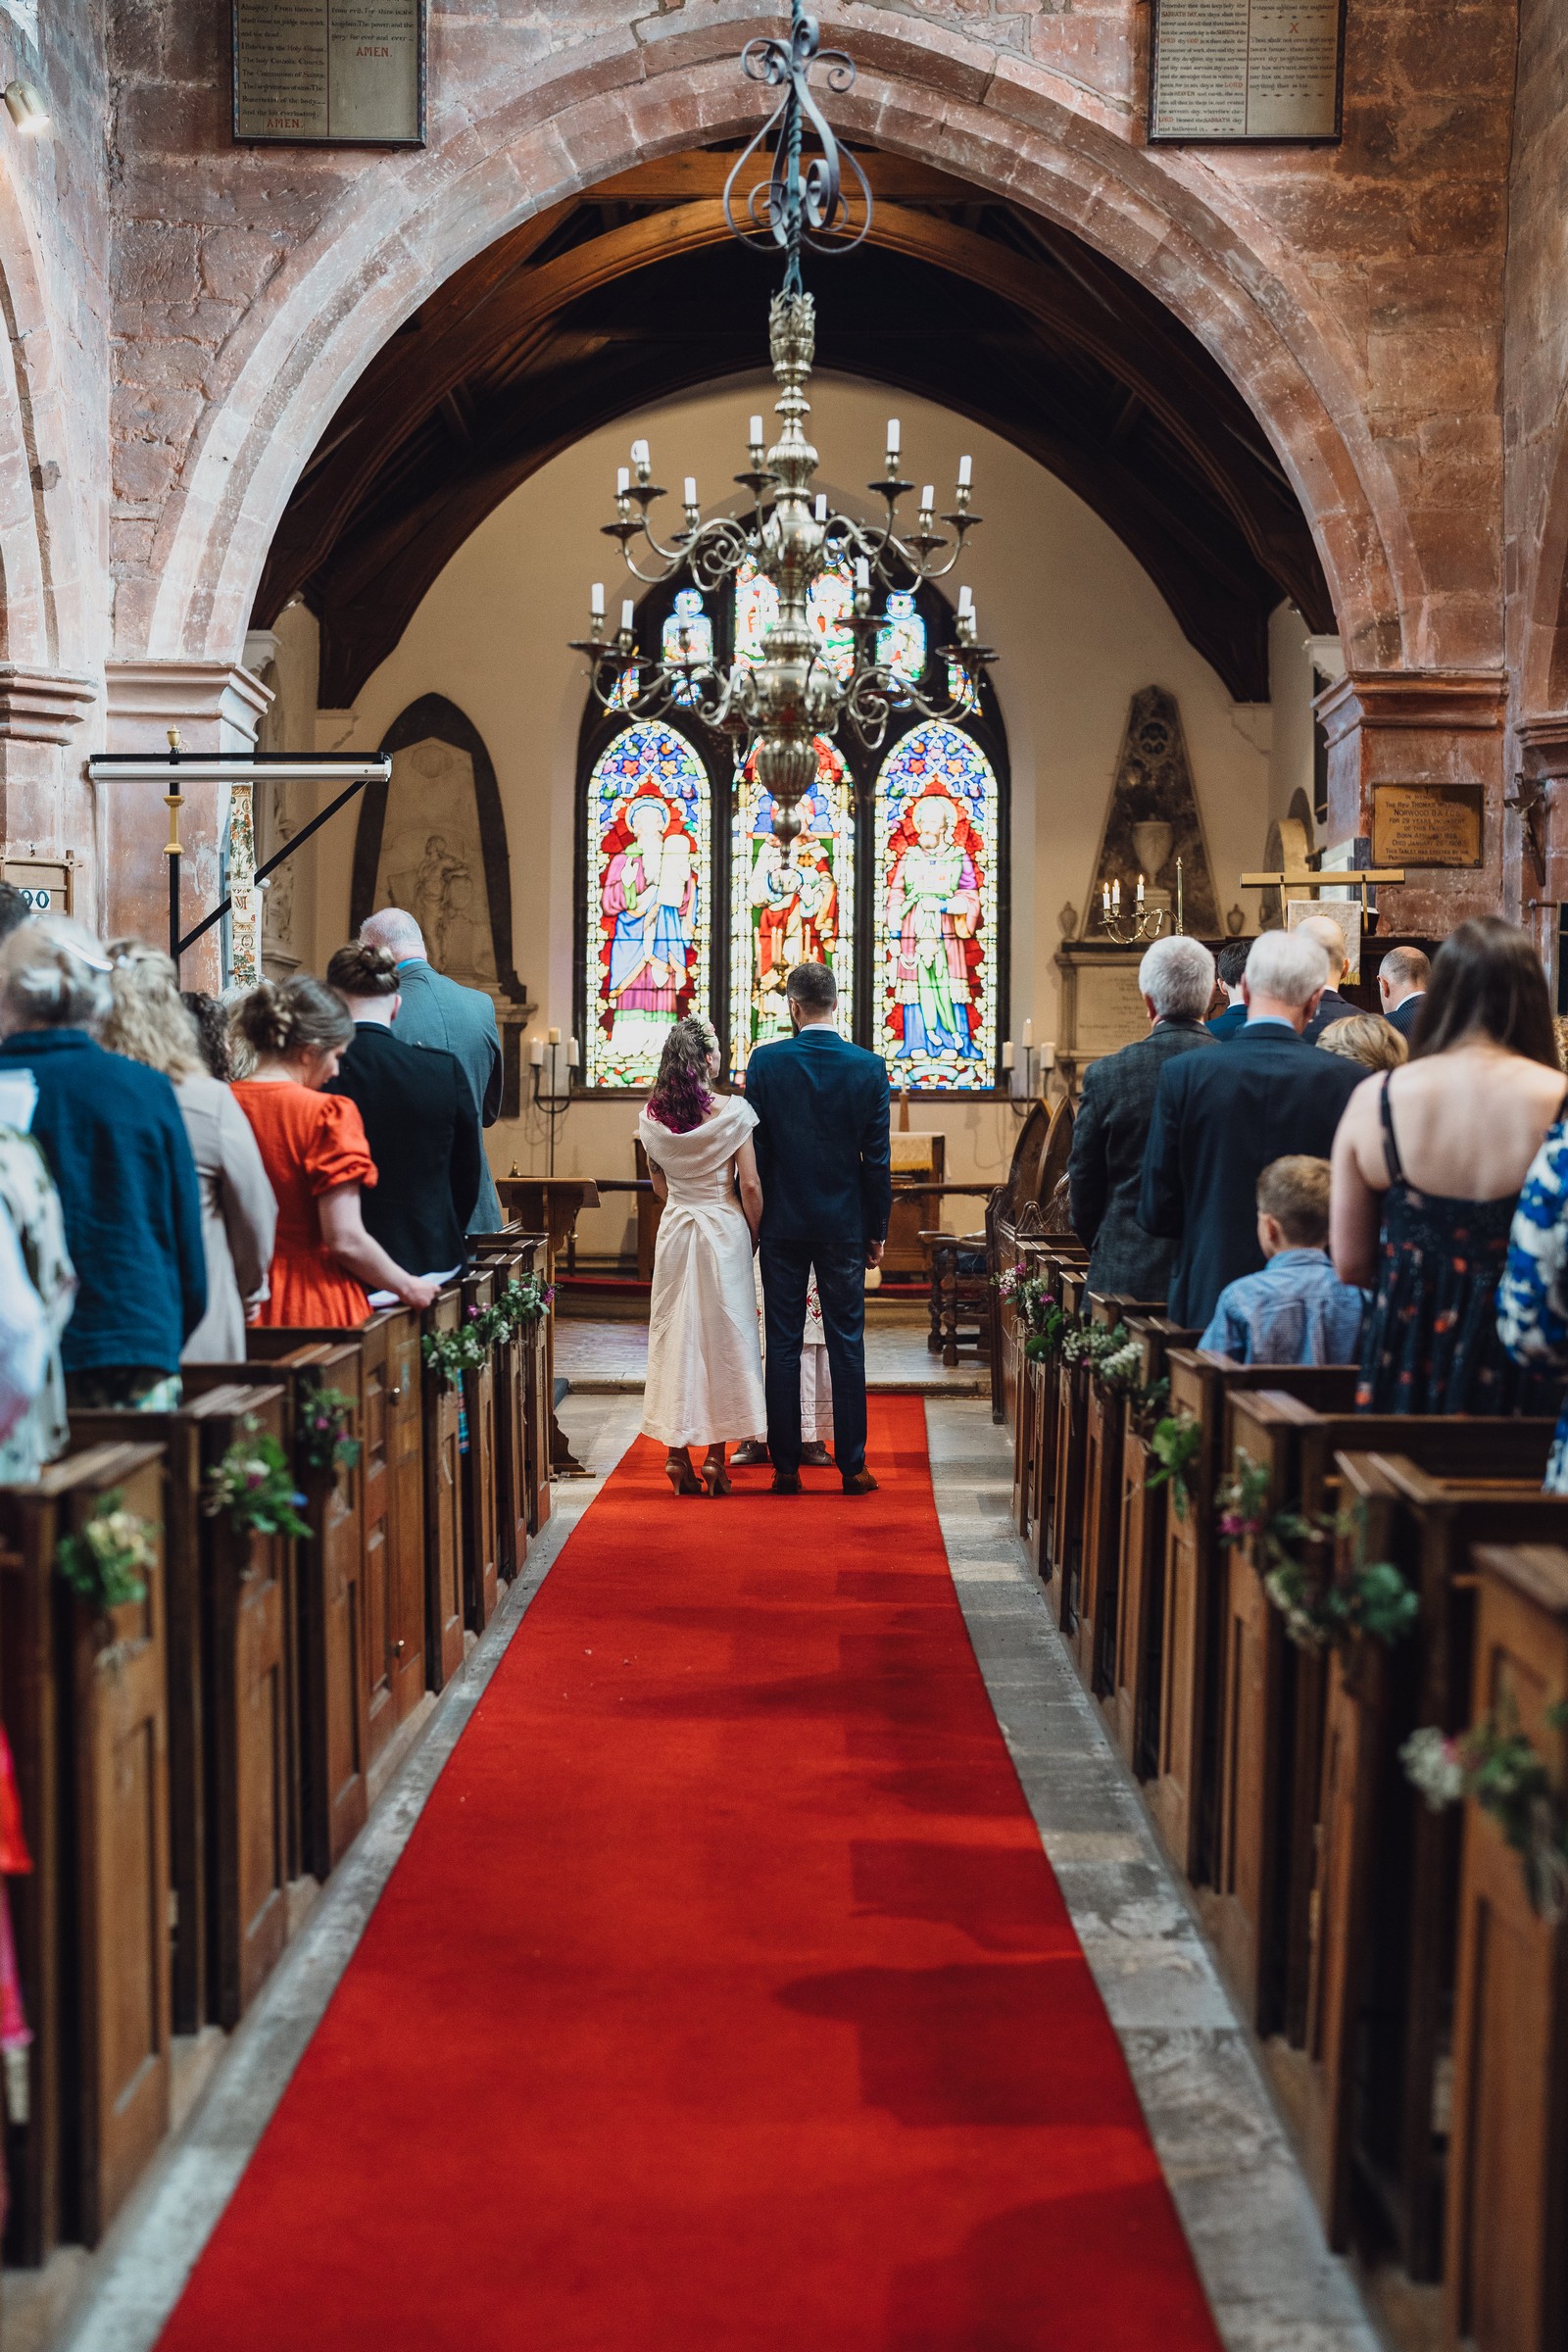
[460,1261,501,1632]
[421,1285,467,1689]
[1311,1457,1568,2282]
[358,1308,428,1757]
[469,1234,533,1580]
[1045,1266,1091,1624]
[1445,1541,1568,2352]
[1071,1292,1163,1695]
[1006,1237,1056,1536]
[1020,1243,1088,1565]
[1107,1315,1198,1774]
[1147,1352,1357,1885]
[0,1443,171,2259]
[989,1095,1075,1431]
[1209,1404,1555,2046]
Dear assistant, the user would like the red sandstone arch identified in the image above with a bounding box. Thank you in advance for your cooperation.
[0,159,87,672]
[135,7,1422,680]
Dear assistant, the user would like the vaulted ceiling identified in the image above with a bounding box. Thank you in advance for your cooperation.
[255,147,1333,707]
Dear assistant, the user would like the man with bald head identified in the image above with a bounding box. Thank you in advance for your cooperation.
[361,906,504,1235]
[1298,912,1356,1043]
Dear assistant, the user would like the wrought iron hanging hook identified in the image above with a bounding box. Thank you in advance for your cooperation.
[723,0,871,290]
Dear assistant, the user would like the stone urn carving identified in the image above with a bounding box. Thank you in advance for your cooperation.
[1131,819,1173,881]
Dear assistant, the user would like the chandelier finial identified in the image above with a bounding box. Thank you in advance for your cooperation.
[723,0,871,288]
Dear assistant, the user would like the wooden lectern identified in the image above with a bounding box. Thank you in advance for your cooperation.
[495,1176,601,1477]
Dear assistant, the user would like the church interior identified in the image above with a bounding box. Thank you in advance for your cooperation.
[0,3,1565,2348]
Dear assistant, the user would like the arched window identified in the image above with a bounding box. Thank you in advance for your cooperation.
[729,734,856,1078]
[875,721,1000,1091]
[584,719,710,1091]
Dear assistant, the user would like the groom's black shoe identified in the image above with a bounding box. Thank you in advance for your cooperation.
[771,1470,803,1495]
[841,1469,879,1496]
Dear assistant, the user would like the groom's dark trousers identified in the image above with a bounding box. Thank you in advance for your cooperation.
[745,1023,892,1479]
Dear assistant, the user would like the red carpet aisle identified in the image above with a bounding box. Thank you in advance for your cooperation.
[155,1399,1221,2351]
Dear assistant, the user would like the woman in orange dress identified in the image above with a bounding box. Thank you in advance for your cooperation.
[230,975,440,1328]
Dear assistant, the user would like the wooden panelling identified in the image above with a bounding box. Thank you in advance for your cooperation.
[1107,1319,1197,1775]
[461,1265,500,1633]
[421,1288,466,1689]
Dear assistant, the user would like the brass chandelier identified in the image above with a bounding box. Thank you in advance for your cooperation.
[570,2,994,850]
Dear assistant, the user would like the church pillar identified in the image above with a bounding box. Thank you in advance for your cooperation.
[101,661,272,989]
[1511,712,1568,995]
[1313,669,1508,938]
[0,665,101,920]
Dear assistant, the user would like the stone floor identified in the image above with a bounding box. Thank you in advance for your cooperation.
[36,1395,1378,2352]
[557,1307,989,1396]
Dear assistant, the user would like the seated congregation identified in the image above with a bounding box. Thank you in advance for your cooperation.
[0,883,551,2267]
[1007,907,1568,2340]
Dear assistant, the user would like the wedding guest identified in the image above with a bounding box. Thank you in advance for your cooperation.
[0,1200,47,1453]
[0,916,205,1408]
[0,883,30,947]
[102,942,277,1362]
[1200,1157,1365,1365]
[0,1127,74,1480]
[1317,1011,1407,1072]
[1207,939,1250,1039]
[1068,934,1215,1300]
[1378,945,1431,1043]
[359,907,503,1234]
[231,975,439,1328]
[181,989,235,1082]
[1497,1117,1568,1492]
[1298,913,1356,1042]
[323,941,480,1285]
[1139,927,1362,1331]
[1332,916,1566,1413]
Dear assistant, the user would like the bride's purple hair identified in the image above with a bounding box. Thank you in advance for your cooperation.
[647,1016,715,1134]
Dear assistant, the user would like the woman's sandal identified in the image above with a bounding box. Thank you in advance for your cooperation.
[701,1450,732,1497]
[665,1451,702,1495]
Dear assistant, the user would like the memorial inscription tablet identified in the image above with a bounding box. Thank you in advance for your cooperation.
[1151,0,1344,143]
[1371,784,1484,869]
[233,0,424,146]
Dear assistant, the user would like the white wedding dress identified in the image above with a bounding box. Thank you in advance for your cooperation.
[638,1096,767,1447]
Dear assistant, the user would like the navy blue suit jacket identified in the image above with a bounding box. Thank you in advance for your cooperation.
[1206,1003,1247,1041]
[1137,1020,1364,1331]
[745,1027,892,1248]
[1388,992,1426,1042]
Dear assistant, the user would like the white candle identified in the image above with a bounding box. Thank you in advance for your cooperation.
[749,414,764,446]
[630,438,650,468]
[957,584,973,616]
[957,455,973,487]
[920,484,935,511]
[616,466,630,496]
[567,1038,580,1069]
[1022,1019,1034,1049]
[683,476,698,508]
[1102,881,1110,915]
[528,1038,544,1068]
[590,581,605,617]
[1112,879,1120,910]
[548,1027,561,1047]
[1001,1040,1015,1071]
[814,493,827,521]
[886,417,901,457]
[1137,873,1145,906]
[620,599,635,633]
[856,557,870,591]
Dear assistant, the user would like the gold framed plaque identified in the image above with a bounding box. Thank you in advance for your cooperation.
[1150,0,1345,144]
[1371,784,1484,870]
[232,0,425,147]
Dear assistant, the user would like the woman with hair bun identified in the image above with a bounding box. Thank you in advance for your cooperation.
[231,973,440,1328]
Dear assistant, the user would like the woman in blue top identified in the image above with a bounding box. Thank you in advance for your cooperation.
[0,917,205,1408]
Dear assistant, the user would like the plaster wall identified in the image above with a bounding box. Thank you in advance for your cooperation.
[283,375,1284,1259]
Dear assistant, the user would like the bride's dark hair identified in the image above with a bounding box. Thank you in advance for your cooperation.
[647,1016,715,1134]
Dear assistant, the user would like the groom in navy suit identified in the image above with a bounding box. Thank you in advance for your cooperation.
[745,961,892,1495]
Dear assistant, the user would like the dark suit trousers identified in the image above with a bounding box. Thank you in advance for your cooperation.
[759,1239,869,1476]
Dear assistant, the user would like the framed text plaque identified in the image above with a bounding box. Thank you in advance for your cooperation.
[1150,0,1345,144]
[1371,784,1484,869]
[232,0,425,147]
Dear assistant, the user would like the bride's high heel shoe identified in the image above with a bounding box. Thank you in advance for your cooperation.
[701,1448,732,1497]
[665,1450,702,1495]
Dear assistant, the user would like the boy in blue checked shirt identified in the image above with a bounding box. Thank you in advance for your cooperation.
[1200,1155,1365,1365]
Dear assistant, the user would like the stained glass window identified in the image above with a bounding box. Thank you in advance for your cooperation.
[875,721,999,1090]
[662,589,712,706]
[585,720,710,1090]
[734,553,857,684]
[729,736,856,1079]
[876,590,926,688]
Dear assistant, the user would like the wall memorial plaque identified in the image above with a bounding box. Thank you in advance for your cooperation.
[232,0,425,146]
[1371,784,1484,869]
[1151,0,1345,143]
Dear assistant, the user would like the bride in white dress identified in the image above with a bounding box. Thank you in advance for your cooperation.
[638,1017,766,1494]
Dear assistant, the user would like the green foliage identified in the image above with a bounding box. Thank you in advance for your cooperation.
[204,1420,311,1543]
[1403,1699,1568,1923]
[298,1384,361,1478]
[56,1491,158,1614]
[1146,1414,1202,1520]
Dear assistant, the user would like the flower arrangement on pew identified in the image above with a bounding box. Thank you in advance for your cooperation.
[298,1384,362,1480]
[1214,1445,1418,1652]
[1145,1415,1202,1520]
[1089,1330,1170,1433]
[997,1265,1065,1360]
[56,1491,159,1614]
[1403,1699,1568,1923]
[204,1418,311,1544]
[421,1275,554,1391]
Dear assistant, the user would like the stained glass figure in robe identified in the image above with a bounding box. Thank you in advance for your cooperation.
[662,589,712,705]
[730,736,855,1075]
[585,721,710,1090]
[876,591,926,690]
[876,722,999,1089]
[734,553,857,683]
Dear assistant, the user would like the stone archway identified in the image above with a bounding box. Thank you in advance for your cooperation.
[125,7,1426,683]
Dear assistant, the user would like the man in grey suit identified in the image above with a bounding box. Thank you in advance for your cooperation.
[360,906,504,1234]
[1068,934,1217,1302]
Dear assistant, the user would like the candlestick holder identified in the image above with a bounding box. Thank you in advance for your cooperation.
[531,1041,576,1179]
